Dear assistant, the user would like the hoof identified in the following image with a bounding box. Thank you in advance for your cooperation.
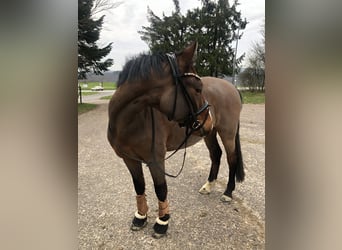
[199,181,215,194]
[220,194,232,203]
[152,214,169,238]
[131,220,147,231]
[131,211,147,231]
[152,232,167,239]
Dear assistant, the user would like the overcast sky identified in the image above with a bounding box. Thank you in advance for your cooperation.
[97,0,265,71]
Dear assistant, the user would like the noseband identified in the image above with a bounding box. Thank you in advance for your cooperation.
[166,53,210,131]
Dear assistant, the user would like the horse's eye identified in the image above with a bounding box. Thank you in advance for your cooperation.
[195,88,201,93]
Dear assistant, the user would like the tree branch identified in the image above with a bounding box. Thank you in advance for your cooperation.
[91,0,123,16]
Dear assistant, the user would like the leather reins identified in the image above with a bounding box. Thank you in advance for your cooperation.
[166,53,210,130]
[148,53,210,178]
[113,53,210,178]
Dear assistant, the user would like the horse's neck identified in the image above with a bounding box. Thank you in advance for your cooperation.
[108,82,161,127]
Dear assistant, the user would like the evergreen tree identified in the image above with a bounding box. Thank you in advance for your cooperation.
[139,0,186,53]
[139,0,246,77]
[78,0,113,79]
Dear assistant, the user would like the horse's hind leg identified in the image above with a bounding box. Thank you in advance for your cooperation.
[199,128,222,194]
[219,125,245,202]
[123,158,148,231]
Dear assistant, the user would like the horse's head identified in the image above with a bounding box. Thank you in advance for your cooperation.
[159,42,213,136]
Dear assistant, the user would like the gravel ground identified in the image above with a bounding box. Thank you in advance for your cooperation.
[78,100,265,249]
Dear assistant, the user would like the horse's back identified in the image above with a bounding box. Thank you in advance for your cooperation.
[202,77,241,105]
[202,77,242,135]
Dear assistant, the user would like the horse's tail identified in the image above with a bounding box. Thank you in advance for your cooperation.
[235,122,245,182]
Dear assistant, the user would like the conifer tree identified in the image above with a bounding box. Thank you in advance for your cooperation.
[78,0,113,79]
[139,0,247,77]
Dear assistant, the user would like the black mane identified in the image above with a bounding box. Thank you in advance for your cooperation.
[117,52,169,87]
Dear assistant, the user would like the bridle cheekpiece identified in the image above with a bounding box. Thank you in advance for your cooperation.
[166,53,210,132]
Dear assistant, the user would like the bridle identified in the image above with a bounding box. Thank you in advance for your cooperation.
[113,53,211,178]
[166,53,210,131]
[148,53,211,178]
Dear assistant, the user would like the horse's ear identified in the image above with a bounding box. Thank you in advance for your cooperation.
[177,41,198,67]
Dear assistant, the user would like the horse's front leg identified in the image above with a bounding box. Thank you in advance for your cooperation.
[149,160,170,239]
[199,128,222,194]
[123,158,148,231]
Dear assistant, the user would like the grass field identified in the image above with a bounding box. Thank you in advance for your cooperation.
[80,91,98,96]
[100,95,113,100]
[78,82,116,90]
[240,91,265,104]
[78,103,97,115]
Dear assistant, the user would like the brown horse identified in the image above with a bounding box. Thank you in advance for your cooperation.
[107,42,244,238]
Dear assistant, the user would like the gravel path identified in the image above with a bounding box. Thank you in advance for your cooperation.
[78,100,265,249]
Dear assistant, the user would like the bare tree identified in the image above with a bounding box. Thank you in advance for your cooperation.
[91,0,123,16]
[239,22,265,91]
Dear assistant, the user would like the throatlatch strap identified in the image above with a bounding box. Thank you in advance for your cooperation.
[158,200,169,217]
[136,194,148,216]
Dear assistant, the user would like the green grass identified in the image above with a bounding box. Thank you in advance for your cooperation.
[240,91,265,104]
[100,95,113,100]
[78,81,116,90]
[78,103,97,115]
[81,91,98,96]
